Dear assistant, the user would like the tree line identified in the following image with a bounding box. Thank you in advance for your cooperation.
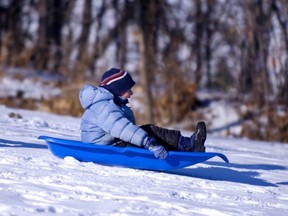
[0,0,288,141]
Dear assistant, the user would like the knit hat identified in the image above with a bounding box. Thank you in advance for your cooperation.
[100,68,136,95]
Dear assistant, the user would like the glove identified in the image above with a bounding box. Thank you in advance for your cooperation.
[144,137,168,159]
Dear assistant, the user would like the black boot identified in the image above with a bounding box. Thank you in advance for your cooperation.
[193,121,206,152]
[178,121,206,152]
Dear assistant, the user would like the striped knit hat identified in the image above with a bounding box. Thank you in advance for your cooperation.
[100,68,136,95]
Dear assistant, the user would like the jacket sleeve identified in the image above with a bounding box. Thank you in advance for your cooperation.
[94,102,148,147]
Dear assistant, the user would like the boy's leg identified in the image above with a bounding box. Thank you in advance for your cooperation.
[112,123,206,152]
[111,124,180,150]
[140,124,181,151]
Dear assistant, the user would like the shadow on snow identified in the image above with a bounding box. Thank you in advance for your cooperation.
[0,138,48,149]
[167,161,286,187]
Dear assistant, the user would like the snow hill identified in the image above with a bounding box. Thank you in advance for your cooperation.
[0,105,288,216]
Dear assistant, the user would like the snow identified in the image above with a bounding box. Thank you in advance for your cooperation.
[0,105,288,216]
[0,76,61,100]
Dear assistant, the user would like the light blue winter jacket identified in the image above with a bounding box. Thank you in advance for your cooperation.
[79,84,148,146]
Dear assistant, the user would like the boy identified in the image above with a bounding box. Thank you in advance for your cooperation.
[79,68,206,159]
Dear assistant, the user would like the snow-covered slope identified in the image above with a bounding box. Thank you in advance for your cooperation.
[0,105,287,216]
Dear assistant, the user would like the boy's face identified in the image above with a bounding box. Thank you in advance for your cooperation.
[120,89,133,99]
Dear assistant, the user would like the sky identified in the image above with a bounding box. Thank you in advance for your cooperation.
[0,105,288,216]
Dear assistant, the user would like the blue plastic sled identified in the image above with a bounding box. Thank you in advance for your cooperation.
[38,136,229,171]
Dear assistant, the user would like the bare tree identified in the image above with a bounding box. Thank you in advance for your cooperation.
[271,0,288,105]
[1,0,23,65]
[240,0,273,107]
[134,0,163,123]
[114,0,131,68]
[204,0,216,88]
[74,0,92,80]
[33,0,64,72]
[194,0,205,84]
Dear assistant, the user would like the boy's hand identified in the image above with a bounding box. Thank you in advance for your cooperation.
[144,137,168,159]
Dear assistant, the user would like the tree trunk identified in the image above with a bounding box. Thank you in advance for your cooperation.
[34,0,49,70]
[194,0,204,84]
[114,0,130,68]
[205,0,214,89]
[33,0,64,72]
[74,0,92,81]
[48,0,64,72]
[271,0,288,105]
[3,0,23,65]
[135,0,162,123]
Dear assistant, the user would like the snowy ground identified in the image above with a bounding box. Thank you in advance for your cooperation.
[0,105,288,216]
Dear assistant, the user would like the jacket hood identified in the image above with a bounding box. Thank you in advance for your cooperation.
[79,85,113,109]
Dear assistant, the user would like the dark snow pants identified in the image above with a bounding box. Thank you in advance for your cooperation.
[113,124,181,151]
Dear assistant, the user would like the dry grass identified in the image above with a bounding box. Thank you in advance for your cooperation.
[1,80,287,143]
